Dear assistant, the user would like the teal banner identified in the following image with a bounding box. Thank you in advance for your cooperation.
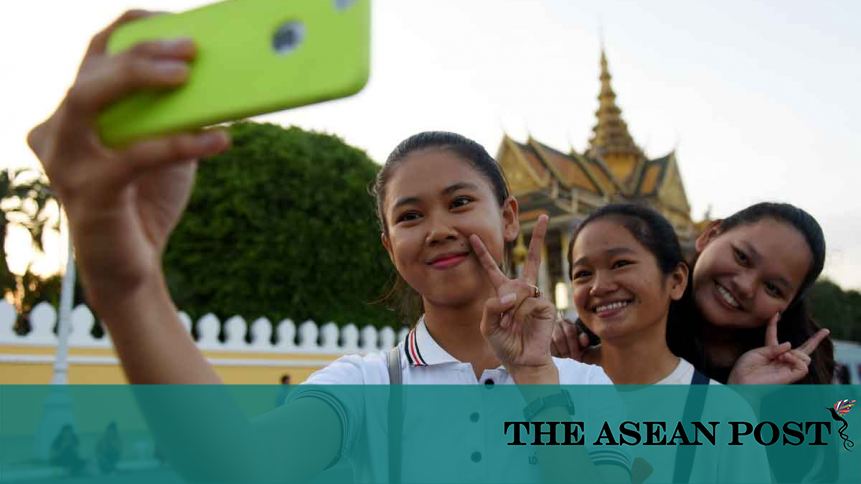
[1,385,859,483]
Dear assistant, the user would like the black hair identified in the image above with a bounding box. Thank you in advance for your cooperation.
[371,131,511,324]
[567,203,685,280]
[567,203,687,344]
[372,131,509,233]
[670,202,834,384]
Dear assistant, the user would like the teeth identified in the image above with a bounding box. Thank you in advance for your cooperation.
[594,301,630,313]
[717,285,740,308]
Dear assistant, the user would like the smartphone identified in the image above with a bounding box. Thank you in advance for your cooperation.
[573,317,601,346]
[98,0,370,147]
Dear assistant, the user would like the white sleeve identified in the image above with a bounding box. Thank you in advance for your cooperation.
[553,357,613,385]
[553,358,632,476]
[287,352,386,461]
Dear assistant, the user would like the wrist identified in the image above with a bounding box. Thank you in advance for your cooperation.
[84,269,171,323]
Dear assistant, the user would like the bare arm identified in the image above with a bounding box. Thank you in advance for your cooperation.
[28,11,341,481]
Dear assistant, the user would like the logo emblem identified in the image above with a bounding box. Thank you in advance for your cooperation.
[827,399,856,451]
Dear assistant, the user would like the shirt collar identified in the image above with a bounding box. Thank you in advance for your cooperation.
[403,315,460,367]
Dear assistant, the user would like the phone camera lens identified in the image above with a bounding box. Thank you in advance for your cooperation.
[272,21,305,55]
[334,0,357,10]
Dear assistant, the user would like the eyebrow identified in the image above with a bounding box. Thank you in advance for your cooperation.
[740,241,792,290]
[390,182,481,211]
[572,247,637,267]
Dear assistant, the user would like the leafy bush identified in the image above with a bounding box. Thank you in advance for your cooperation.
[809,279,861,342]
[163,122,399,331]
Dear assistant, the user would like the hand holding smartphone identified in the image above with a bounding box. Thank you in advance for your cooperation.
[98,0,370,147]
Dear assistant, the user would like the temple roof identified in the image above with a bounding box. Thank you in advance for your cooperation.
[587,50,643,161]
[635,152,673,196]
[495,47,693,228]
[528,139,603,194]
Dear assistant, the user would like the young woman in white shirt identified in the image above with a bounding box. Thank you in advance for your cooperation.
[28,11,625,483]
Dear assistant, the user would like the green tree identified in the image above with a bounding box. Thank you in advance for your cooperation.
[809,279,861,342]
[0,167,57,298]
[164,122,398,331]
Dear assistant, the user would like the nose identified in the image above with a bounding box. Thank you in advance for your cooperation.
[732,270,757,302]
[589,270,617,297]
[425,213,458,246]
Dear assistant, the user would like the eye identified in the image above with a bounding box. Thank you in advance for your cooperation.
[612,259,633,269]
[450,195,473,209]
[572,269,592,280]
[764,282,784,299]
[732,247,750,267]
[395,211,421,224]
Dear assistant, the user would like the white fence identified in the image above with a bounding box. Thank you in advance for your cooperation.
[0,301,407,354]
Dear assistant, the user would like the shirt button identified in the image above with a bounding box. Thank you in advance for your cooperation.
[471,451,482,463]
[470,412,480,422]
[484,378,495,387]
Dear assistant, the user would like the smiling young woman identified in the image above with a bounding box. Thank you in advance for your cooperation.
[554,202,834,385]
[567,204,693,385]
[671,202,834,384]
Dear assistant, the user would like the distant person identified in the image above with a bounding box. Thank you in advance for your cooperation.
[275,374,291,407]
[96,421,122,474]
[50,424,85,476]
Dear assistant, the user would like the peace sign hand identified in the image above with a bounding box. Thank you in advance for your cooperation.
[728,313,830,384]
[469,215,558,383]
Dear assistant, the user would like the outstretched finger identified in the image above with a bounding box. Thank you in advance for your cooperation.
[797,328,830,356]
[522,214,549,286]
[469,234,509,289]
[765,312,780,347]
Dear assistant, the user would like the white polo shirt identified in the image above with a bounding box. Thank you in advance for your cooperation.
[292,318,629,483]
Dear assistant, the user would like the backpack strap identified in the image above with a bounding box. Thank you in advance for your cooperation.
[387,346,403,484]
[673,368,710,483]
[690,369,709,385]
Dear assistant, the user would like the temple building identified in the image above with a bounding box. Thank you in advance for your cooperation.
[498,50,698,312]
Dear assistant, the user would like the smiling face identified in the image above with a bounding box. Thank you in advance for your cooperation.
[692,218,812,329]
[380,149,519,308]
[570,219,687,344]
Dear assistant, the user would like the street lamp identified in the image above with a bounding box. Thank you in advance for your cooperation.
[35,208,76,459]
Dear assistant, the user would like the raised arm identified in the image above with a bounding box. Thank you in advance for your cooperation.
[29,10,229,383]
[28,12,342,481]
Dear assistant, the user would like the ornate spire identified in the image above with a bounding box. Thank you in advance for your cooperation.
[587,50,642,160]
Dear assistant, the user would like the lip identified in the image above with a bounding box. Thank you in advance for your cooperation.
[713,281,743,312]
[427,252,470,270]
[591,299,633,319]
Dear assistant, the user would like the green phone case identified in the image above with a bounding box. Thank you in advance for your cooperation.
[98,0,370,147]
